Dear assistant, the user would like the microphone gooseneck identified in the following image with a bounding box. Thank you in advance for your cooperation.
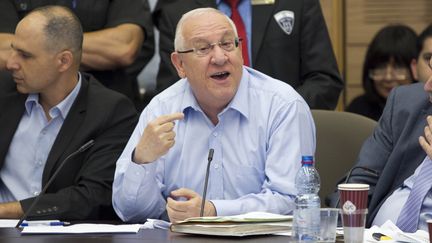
[334,166,380,208]
[16,140,95,228]
[200,149,214,217]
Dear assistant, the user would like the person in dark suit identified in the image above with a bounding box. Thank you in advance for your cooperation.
[0,6,137,220]
[327,25,432,231]
[153,0,343,110]
[0,0,155,111]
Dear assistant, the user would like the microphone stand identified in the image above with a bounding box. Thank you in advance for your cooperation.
[200,149,214,217]
[16,140,95,228]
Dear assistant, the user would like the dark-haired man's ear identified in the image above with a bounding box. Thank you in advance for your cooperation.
[57,51,73,72]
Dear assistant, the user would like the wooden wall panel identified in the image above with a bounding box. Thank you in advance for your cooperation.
[320,0,345,109]
[321,0,342,70]
[345,45,366,106]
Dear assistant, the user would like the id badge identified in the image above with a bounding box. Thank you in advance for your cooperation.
[251,0,275,5]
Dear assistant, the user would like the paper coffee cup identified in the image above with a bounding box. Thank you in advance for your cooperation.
[338,183,369,213]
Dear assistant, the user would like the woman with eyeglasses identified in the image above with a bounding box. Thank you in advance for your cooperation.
[346,24,418,121]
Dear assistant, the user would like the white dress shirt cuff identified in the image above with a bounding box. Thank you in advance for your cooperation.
[210,199,242,216]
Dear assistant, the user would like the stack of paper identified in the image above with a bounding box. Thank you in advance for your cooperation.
[365,220,429,243]
[21,223,142,234]
[170,211,292,237]
[0,219,19,228]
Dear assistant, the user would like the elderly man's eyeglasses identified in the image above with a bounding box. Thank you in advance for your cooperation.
[369,68,409,81]
[177,38,241,56]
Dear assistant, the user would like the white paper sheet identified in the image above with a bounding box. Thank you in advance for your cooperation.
[21,223,142,234]
[364,220,429,243]
[0,219,19,228]
[142,219,171,230]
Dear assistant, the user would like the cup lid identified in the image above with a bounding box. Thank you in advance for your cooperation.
[338,183,370,190]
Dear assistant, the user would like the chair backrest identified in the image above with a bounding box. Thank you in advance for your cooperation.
[311,110,377,204]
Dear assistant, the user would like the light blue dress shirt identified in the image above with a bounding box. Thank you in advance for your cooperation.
[372,156,432,231]
[0,74,82,202]
[112,67,316,222]
[217,0,252,65]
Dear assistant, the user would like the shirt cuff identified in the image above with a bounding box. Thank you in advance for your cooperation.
[125,160,156,183]
[122,153,157,199]
[210,199,241,216]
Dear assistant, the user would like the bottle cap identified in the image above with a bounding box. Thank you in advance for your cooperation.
[301,156,314,165]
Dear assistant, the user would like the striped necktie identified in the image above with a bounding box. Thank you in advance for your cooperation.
[396,156,432,232]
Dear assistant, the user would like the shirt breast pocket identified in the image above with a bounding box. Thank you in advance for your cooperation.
[228,162,265,195]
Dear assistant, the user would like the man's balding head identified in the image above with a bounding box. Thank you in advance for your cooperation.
[24,6,83,64]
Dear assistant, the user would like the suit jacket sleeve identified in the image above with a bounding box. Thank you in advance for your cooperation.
[19,82,138,220]
[0,0,19,33]
[295,0,343,109]
[325,87,398,207]
[153,2,181,93]
[107,0,155,79]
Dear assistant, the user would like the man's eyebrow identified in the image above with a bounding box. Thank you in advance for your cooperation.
[10,43,32,56]
[190,35,236,44]
[189,37,209,43]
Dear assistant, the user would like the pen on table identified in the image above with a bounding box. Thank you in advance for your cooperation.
[20,221,70,227]
[372,232,392,241]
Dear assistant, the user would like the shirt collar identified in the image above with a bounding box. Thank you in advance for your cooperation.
[216,0,246,5]
[179,67,250,120]
[180,83,201,113]
[24,94,39,115]
[24,72,82,119]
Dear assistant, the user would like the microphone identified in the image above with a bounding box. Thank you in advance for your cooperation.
[200,149,214,217]
[333,166,379,208]
[16,140,95,228]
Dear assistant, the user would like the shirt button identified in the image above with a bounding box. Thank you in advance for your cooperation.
[214,164,219,169]
[33,191,40,196]
[213,132,218,137]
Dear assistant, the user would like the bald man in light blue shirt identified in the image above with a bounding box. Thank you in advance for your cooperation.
[113,8,315,223]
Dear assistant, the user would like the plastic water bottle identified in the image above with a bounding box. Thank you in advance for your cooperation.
[292,155,321,241]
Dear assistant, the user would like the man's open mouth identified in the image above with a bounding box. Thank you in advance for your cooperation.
[211,71,230,80]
